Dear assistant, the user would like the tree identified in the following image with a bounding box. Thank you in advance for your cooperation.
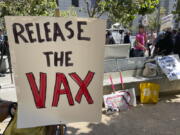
[0,0,56,16]
[147,9,158,32]
[84,0,107,18]
[0,0,57,29]
[136,0,159,25]
[84,0,159,27]
[101,0,138,27]
[147,7,167,32]
[137,0,159,15]
[84,0,138,27]
[174,0,180,23]
[59,7,77,17]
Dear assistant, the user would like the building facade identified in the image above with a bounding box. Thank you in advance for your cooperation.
[58,0,108,19]
[58,0,89,17]
[160,0,177,15]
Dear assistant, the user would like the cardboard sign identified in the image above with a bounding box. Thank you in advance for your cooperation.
[161,14,173,30]
[103,88,136,112]
[156,56,180,81]
[5,16,105,128]
[103,91,130,111]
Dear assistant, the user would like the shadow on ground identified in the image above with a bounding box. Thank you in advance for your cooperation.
[67,94,180,135]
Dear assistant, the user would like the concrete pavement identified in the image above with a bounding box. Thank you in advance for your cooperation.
[67,96,180,135]
[0,74,17,102]
[0,73,16,134]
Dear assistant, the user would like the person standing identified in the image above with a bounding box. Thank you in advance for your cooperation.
[134,25,147,57]
[156,30,174,56]
[147,32,157,56]
[0,29,4,42]
[124,32,131,44]
[0,29,5,77]
[0,29,4,54]
[174,29,180,57]
[172,29,177,45]
[0,29,4,49]
[106,31,115,44]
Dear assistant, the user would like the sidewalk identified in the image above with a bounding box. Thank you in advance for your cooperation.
[66,95,180,135]
[0,74,180,135]
[0,74,17,102]
[0,74,16,134]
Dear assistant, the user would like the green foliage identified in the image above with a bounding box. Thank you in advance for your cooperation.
[173,0,180,21]
[147,9,158,32]
[60,7,77,17]
[137,0,159,15]
[160,7,166,17]
[0,0,56,29]
[145,7,166,32]
[100,0,137,27]
[85,0,159,27]
[0,0,56,17]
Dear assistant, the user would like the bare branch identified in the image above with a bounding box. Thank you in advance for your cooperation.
[85,0,91,17]
[96,11,105,18]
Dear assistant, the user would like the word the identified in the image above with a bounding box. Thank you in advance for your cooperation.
[43,51,73,67]
[26,71,95,108]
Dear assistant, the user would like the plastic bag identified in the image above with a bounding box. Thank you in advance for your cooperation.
[143,63,157,77]
[140,82,160,104]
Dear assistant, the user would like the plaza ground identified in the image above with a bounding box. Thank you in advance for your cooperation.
[1,74,180,135]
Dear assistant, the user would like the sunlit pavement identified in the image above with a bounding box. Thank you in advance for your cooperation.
[66,95,180,135]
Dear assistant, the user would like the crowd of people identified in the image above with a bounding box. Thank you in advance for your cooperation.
[106,25,180,58]
[132,25,180,58]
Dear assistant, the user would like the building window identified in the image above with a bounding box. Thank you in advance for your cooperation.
[72,0,79,7]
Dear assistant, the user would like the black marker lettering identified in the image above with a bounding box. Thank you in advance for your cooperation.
[53,23,65,41]
[13,23,28,44]
[65,51,73,67]
[54,52,64,67]
[77,21,90,41]
[65,21,74,39]
[36,23,45,43]
[43,51,53,67]
[44,22,52,42]
[25,23,36,43]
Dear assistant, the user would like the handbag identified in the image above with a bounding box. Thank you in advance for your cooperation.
[143,62,157,77]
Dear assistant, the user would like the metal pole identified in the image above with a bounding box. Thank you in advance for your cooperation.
[55,0,60,17]
[55,2,66,134]
[157,0,161,34]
